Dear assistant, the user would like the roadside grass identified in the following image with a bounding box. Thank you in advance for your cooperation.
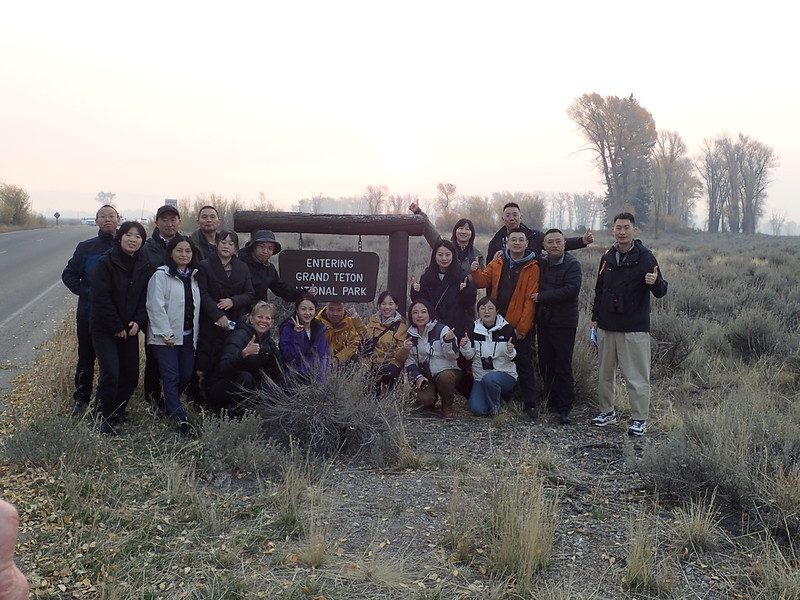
[3,232,800,598]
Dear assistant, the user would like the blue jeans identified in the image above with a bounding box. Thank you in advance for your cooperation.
[151,333,195,423]
[468,371,517,416]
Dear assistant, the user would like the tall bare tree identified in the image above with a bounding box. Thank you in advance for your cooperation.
[695,136,730,233]
[651,130,702,235]
[363,185,388,215]
[768,210,786,236]
[567,93,657,225]
[95,191,116,206]
[436,182,457,213]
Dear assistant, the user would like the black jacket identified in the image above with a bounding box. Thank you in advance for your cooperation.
[536,252,582,329]
[197,254,255,324]
[591,240,667,333]
[89,246,152,335]
[410,268,476,338]
[210,320,283,386]
[61,230,115,321]
[487,223,585,261]
[238,249,303,306]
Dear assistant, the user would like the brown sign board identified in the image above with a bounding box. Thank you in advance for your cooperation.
[279,250,379,303]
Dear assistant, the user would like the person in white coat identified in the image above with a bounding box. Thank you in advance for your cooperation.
[460,296,517,417]
[146,235,201,435]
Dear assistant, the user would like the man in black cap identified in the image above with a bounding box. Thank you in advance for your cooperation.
[239,230,312,308]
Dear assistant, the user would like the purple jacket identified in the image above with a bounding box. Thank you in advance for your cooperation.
[279,317,330,381]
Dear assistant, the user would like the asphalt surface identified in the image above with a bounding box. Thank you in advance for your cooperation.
[0,226,98,400]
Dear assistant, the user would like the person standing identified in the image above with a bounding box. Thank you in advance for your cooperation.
[188,204,220,261]
[61,204,120,416]
[141,204,184,412]
[470,228,540,419]
[146,236,201,436]
[533,229,582,424]
[591,212,668,436]
[90,221,152,435]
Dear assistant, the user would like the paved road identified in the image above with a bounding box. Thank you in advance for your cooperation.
[0,226,100,399]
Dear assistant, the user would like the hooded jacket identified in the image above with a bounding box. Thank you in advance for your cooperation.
[591,239,668,332]
[404,320,459,381]
[145,265,201,347]
[315,307,368,362]
[61,229,116,321]
[470,251,539,337]
[460,314,518,381]
[363,311,409,368]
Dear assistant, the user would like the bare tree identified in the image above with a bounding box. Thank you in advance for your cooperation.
[436,182,457,214]
[695,136,730,233]
[363,185,389,215]
[567,93,657,225]
[572,191,602,231]
[95,191,116,207]
[768,210,786,236]
[651,130,702,235]
[735,134,778,235]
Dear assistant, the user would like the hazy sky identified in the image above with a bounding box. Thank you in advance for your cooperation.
[2,1,798,227]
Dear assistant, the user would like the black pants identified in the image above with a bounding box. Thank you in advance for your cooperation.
[73,318,96,402]
[537,325,577,416]
[92,330,140,421]
[513,330,538,411]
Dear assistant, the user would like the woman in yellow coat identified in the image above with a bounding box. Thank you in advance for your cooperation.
[362,291,409,390]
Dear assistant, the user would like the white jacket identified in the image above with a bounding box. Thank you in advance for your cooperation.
[146,265,201,347]
[460,314,517,381]
[404,320,459,380]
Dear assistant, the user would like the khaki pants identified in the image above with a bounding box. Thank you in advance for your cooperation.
[597,329,651,421]
[416,369,462,409]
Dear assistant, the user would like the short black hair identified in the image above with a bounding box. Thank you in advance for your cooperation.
[544,228,564,237]
[503,202,520,212]
[613,212,636,225]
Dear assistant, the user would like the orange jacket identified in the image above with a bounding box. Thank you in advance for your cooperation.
[471,256,539,337]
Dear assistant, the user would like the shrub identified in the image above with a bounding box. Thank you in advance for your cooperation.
[725,307,789,361]
[2,415,105,471]
[198,411,284,477]
[244,362,411,462]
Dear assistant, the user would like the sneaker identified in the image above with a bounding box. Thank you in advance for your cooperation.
[559,412,572,425]
[591,410,617,427]
[628,420,647,436]
[526,406,539,420]
[441,404,455,420]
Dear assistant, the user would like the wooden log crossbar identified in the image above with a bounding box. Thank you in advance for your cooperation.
[233,211,428,311]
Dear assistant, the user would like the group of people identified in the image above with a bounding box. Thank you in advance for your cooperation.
[62,205,316,435]
[408,200,667,435]
[62,198,667,438]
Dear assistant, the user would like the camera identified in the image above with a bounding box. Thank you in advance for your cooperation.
[610,295,624,314]
[480,356,494,371]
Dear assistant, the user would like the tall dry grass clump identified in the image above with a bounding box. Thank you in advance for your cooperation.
[623,503,674,595]
[486,471,560,595]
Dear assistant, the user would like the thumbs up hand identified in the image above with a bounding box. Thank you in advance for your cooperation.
[410,277,420,292]
[645,265,659,285]
[459,333,469,348]
[583,228,594,245]
[459,276,469,290]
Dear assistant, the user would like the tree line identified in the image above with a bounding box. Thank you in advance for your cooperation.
[567,93,779,235]
[0,182,44,228]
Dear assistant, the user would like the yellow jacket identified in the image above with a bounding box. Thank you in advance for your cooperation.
[363,312,409,368]
[316,307,368,362]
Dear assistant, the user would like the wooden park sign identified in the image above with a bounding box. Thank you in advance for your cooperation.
[234,211,428,311]
[278,250,379,303]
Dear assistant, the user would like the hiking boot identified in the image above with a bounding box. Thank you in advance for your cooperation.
[526,406,539,420]
[628,420,647,436]
[591,410,617,427]
[441,404,455,420]
[559,412,572,425]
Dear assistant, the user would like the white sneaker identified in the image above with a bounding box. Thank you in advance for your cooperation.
[628,420,647,436]
[591,411,617,427]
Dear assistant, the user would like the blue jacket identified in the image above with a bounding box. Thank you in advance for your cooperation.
[61,230,116,320]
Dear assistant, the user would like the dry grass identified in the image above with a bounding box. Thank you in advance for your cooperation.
[623,503,675,596]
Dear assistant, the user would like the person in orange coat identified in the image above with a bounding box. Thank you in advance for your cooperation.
[470,228,541,419]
